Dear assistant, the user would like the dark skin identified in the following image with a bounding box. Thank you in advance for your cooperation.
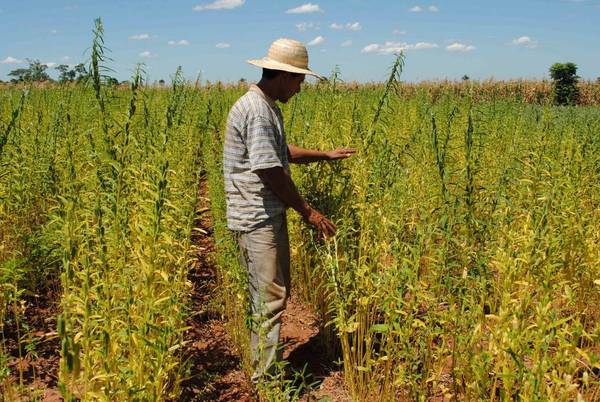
[255,71,356,238]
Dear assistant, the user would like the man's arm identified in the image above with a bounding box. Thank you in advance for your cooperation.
[256,166,336,237]
[288,144,356,164]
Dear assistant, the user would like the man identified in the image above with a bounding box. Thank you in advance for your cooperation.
[223,38,355,382]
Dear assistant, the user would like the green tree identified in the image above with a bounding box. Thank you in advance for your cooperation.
[56,64,69,82]
[8,68,31,82]
[55,64,77,82]
[73,63,88,82]
[549,62,579,106]
[26,59,50,81]
[8,59,51,82]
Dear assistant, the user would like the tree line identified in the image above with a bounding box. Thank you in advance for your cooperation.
[1,58,592,106]
[3,58,120,85]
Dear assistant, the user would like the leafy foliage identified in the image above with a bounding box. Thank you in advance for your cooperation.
[8,59,50,82]
[550,62,580,106]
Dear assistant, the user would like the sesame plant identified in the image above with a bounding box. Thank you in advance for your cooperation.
[1,30,599,401]
[1,19,205,401]
[198,58,600,401]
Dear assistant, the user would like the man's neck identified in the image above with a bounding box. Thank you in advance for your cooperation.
[257,78,279,103]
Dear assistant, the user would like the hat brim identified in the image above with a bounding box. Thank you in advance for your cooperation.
[247,58,324,80]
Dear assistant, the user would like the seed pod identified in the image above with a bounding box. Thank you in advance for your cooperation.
[72,342,81,376]
[66,351,73,372]
[61,338,71,372]
[57,315,65,338]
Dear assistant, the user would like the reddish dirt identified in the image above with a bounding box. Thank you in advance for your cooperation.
[178,185,256,402]
[1,280,62,401]
[282,296,350,402]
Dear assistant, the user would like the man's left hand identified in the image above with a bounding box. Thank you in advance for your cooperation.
[326,148,356,160]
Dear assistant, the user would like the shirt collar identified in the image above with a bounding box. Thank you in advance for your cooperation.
[249,84,279,111]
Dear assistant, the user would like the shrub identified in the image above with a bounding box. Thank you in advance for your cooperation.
[549,62,579,105]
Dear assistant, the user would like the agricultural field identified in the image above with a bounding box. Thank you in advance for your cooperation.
[1,57,600,401]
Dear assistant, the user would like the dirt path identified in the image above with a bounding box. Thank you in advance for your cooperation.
[1,280,62,401]
[282,297,350,402]
[178,183,255,402]
[180,180,349,401]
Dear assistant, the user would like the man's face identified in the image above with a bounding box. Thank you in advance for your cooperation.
[278,72,305,103]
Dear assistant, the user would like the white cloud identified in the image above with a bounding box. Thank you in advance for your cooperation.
[362,44,380,53]
[216,42,231,48]
[341,40,353,47]
[129,33,150,40]
[512,36,538,48]
[168,39,190,46]
[347,22,361,31]
[62,56,71,61]
[393,29,407,35]
[286,3,322,14]
[44,62,58,68]
[307,36,325,46]
[193,0,245,11]
[362,41,438,55]
[139,51,154,58]
[50,29,58,34]
[410,5,438,13]
[296,22,317,32]
[330,22,361,31]
[1,56,22,64]
[412,42,438,50]
[446,42,475,52]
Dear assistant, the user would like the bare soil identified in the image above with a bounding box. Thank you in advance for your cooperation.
[1,280,62,401]
[282,296,350,402]
[178,187,255,402]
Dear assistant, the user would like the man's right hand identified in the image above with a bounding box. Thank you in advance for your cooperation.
[303,207,336,238]
[255,167,337,238]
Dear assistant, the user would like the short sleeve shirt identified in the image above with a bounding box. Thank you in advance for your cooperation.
[223,84,289,232]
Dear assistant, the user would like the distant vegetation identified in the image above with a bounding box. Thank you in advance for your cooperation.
[6,58,120,85]
[550,62,580,106]
[3,61,599,107]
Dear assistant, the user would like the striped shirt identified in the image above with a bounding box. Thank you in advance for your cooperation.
[223,84,289,232]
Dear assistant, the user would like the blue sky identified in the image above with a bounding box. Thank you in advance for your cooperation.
[1,1,599,83]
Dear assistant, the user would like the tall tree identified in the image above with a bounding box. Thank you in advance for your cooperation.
[26,59,50,81]
[9,60,51,82]
[549,62,579,106]
[8,68,31,82]
[55,64,72,82]
[74,63,88,82]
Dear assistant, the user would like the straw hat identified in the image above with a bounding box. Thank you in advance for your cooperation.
[248,38,323,79]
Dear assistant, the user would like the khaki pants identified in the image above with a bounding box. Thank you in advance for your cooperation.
[236,213,290,382]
